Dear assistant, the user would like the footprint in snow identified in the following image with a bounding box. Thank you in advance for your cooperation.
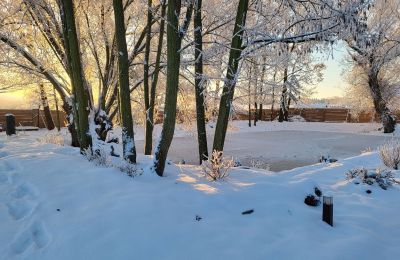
[6,200,38,220]
[11,221,51,254]
[11,183,39,199]
[0,150,8,158]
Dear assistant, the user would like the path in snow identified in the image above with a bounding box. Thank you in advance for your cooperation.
[0,138,51,257]
[135,130,395,171]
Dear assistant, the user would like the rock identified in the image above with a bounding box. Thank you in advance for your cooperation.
[304,194,320,206]
[314,187,322,197]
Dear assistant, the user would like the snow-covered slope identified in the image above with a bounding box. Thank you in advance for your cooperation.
[0,131,399,260]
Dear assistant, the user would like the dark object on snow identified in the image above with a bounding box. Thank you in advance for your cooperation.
[319,156,338,163]
[195,215,202,221]
[180,159,186,165]
[233,160,242,167]
[366,190,372,194]
[107,137,119,144]
[242,209,254,215]
[314,187,322,197]
[0,123,2,132]
[354,182,360,185]
[110,145,120,157]
[304,194,320,206]
[57,209,61,212]
[322,196,333,226]
[6,114,16,136]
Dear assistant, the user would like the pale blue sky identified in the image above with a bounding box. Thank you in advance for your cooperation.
[312,42,350,98]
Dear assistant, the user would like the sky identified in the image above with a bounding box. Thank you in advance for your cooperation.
[312,42,350,99]
[0,44,350,109]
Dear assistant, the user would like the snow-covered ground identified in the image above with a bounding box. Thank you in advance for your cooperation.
[1,122,399,259]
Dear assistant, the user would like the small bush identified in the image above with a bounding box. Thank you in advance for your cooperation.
[379,139,400,170]
[202,150,233,181]
[346,167,399,190]
[250,158,270,170]
[117,161,143,177]
[83,147,111,167]
[37,133,65,146]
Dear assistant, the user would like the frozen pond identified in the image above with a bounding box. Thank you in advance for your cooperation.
[136,130,395,171]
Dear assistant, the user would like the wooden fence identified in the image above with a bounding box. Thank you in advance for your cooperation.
[236,108,400,123]
[1,108,399,128]
[0,109,67,128]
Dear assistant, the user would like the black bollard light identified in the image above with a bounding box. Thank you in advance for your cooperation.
[5,114,16,136]
[322,196,333,226]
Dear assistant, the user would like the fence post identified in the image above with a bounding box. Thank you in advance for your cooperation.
[6,114,16,136]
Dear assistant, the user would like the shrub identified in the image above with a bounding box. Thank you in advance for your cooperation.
[379,139,400,170]
[346,167,399,190]
[202,150,233,181]
[83,147,110,167]
[37,133,65,146]
[250,158,270,170]
[116,161,143,177]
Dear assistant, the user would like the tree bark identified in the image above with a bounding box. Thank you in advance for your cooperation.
[53,87,61,131]
[254,102,258,126]
[368,73,396,133]
[39,84,55,130]
[61,0,92,151]
[143,0,154,155]
[113,0,137,163]
[153,0,182,175]
[193,0,208,164]
[145,1,167,155]
[212,0,249,152]
[278,67,288,122]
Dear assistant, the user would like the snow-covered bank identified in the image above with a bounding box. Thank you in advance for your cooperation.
[0,131,399,260]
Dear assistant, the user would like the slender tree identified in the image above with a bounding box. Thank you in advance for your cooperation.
[193,0,208,163]
[113,0,136,163]
[153,0,193,176]
[143,0,154,155]
[212,0,249,152]
[61,0,92,151]
[39,84,55,130]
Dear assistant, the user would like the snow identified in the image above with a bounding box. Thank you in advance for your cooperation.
[1,123,400,259]
[130,121,396,171]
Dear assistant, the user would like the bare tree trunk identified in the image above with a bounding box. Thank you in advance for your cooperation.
[278,67,288,122]
[154,0,193,176]
[61,0,92,151]
[193,0,208,163]
[369,73,396,133]
[143,0,154,155]
[145,1,167,155]
[39,84,55,130]
[254,102,258,126]
[248,88,251,127]
[284,97,291,121]
[212,0,249,152]
[53,87,61,131]
[113,0,137,163]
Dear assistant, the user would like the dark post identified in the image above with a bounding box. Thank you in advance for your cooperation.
[322,196,333,226]
[6,114,16,136]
